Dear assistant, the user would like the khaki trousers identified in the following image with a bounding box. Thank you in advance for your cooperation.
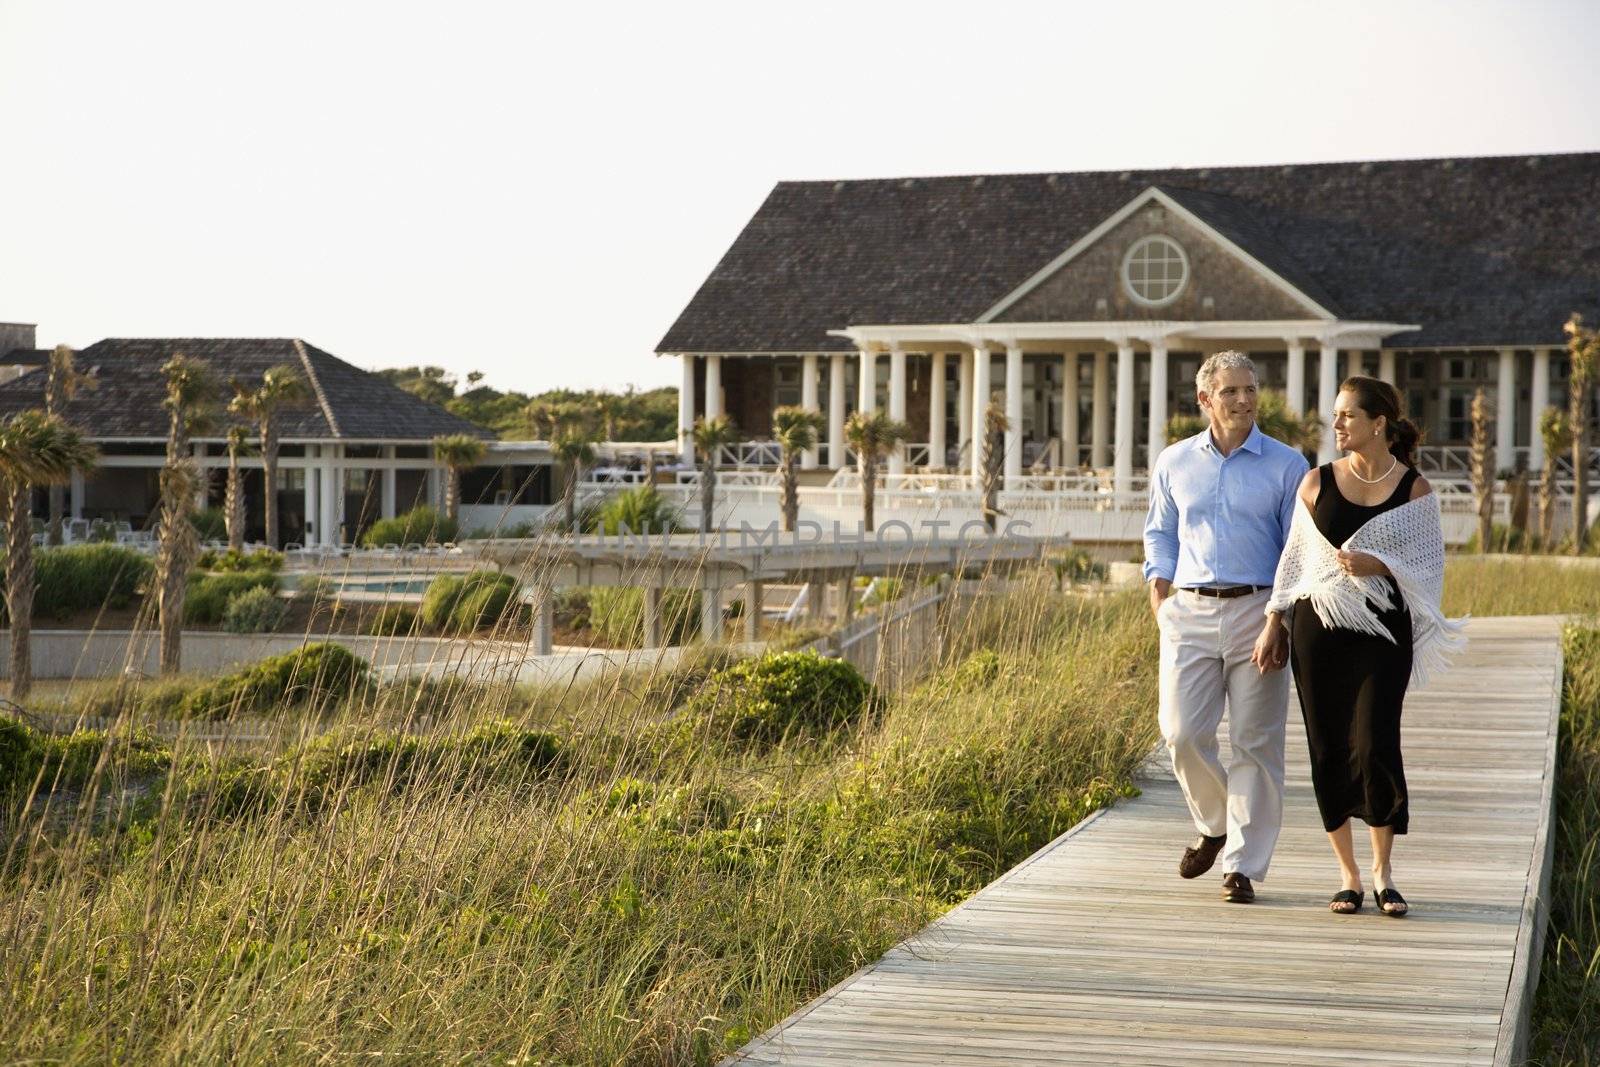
[1156,588,1289,882]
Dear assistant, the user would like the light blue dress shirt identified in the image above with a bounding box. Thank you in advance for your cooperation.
[1142,423,1310,588]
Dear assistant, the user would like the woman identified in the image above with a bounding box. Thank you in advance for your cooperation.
[1265,376,1466,917]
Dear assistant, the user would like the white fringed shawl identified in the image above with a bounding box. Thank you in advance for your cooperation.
[1266,490,1468,686]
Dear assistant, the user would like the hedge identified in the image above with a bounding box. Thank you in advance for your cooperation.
[185,572,279,625]
[26,544,155,621]
[361,506,458,548]
[419,570,519,633]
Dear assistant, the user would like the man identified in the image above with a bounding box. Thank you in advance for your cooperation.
[1142,351,1309,903]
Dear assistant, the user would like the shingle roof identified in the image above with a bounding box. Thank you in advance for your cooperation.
[657,152,1600,352]
[0,338,493,440]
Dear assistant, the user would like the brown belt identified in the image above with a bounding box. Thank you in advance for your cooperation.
[1185,585,1269,599]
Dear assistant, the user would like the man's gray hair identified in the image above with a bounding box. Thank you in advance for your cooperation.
[1195,350,1257,396]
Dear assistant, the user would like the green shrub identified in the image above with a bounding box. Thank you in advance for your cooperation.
[185,572,279,624]
[179,642,370,719]
[191,507,227,541]
[951,648,1002,690]
[594,485,682,536]
[588,586,700,647]
[363,603,419,637]
[361,506,458,547]
[681,650,874,749]
[295,720,561,796]
[861,577,902,608]
[196,548,284,572]
[1,718,170,797]
[22,545,153,621]
[222,586,287,634]
[419,570,519,633]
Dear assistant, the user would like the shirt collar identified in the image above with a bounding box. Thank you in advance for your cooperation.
[1199,422,1265,456]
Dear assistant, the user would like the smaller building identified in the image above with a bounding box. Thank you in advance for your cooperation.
[0,332,555,546]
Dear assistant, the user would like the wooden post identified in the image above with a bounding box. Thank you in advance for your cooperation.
[806,571,826,624]
[836,572,855,622]
[642,584,662,648]
[532,585,553,656]
[701,578,723,642]
[743,577,762,643]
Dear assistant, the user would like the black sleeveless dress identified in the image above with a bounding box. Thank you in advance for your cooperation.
[1289,463,1416,835]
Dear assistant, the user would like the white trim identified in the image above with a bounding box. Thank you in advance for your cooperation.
[976,186,1337,323]
[828,319,1418,348]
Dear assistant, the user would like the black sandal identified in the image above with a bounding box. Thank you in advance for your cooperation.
[1329,889,1364,914]
[1377,887,1409,916]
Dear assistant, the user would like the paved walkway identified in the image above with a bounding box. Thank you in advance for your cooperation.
[728,616,1564,1066]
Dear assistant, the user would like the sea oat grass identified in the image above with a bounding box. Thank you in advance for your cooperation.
[1529,625,1600,1065]
[0,572,1160,1064]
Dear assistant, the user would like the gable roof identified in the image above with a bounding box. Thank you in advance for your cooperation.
[657,151,1600,352]
[0,338,494,441]
[978,184,1341,322]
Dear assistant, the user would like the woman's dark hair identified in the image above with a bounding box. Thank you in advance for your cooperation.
[1340,375,1422,467]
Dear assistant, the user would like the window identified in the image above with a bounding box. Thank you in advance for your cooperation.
[1122,235,1189,307]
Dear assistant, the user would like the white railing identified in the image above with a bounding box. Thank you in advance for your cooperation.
[672,469,782,488]
[715,440,783,467]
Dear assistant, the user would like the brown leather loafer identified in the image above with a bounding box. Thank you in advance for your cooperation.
[1178,833,1227,879]
[1221,872,1255,903]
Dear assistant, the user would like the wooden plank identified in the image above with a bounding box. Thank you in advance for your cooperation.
[723,616,1563,1065]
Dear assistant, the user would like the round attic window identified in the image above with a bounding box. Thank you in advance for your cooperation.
[1121,235,1189,307]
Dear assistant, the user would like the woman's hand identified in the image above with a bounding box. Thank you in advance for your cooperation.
[1335,549,1390,578]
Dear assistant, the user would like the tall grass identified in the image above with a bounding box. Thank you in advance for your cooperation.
[0,569,1158,1064]
[1530,624,1600,1066]
[1443,556,1600,618]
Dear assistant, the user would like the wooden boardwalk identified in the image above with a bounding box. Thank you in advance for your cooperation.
[728,616,1564,1066]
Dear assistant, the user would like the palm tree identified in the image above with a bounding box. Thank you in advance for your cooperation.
[43,344,95,545]
[1,411,96,698]
[157,354,218,675]
[1537,407,1572,547]
[1564,313,1598,553]
[843,411,909,534]
[523,400,557,440]
[979,402,1009,533]
[690,415,740,533]
[229,364,308,549]
[431,433,488,523]
[772,405,825,533]
[224,425,250,552]
[1167,390,1320,454]
[552,431,598,532]
[1470,387,1494,552]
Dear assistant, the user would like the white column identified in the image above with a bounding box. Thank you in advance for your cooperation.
[743,577,762,643]
[1346,349,1365,380]
[1378,348,1397,384]
[322,447,341,545]
[1318,345,1340,463]
[1092,351,1111,468]
[532,585,553,655]
[1530,347,1552,470]
[1004,344,1023,481]
[1496,348,1516,470]
[1147,338,1168,467]
[1060,352,1079,468]
[969,346,991,483]
[678,354,696,464]
[928,351,947,470]
[957,350,973,466]
[857,348,876,414]
[704,355,723,421]
[828,353,846,469]
[888,343,907,475]
[1285,340,1306,414]
[700,578,724,642]
[70,470,85,519]
[303,445,319,545]
[1114,341,1135,492]
[800,353,820,470]
[381,446,397,519]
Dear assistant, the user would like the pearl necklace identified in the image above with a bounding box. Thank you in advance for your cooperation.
[1348,454,1398,484]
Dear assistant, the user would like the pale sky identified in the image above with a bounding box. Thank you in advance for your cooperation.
[2,0,1597,394]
